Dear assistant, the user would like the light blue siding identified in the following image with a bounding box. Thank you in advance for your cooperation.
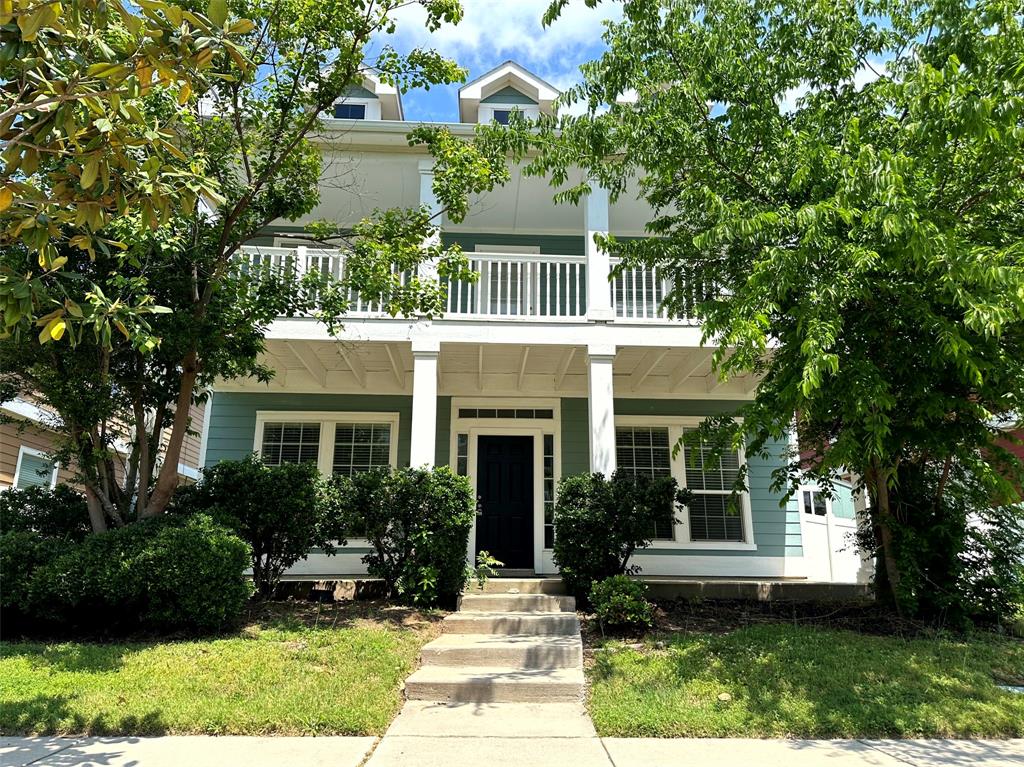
[481,86,538,105]
[560,397,802,558]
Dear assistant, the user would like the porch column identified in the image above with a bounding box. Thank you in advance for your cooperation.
[584,183,614,321]
[588,343,617,475]
[409,339,440,467]
[418,159,441,283]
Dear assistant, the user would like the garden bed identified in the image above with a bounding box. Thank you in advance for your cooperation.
[584,601,1024,739]
[0,600,442,736]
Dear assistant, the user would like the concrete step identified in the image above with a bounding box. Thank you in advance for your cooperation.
[470,578,567,595]
[458,593,576,613]
[420,634,582,669]
[404,665,585,703]
[443,612,580,636]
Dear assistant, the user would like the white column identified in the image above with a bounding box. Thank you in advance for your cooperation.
[588,343,617,475]
[409,339,440,467]
[584,184,614,321]
[418,159,441,283]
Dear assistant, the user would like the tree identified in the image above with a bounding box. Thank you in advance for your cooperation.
[0,0,513,531]
[1,0,248,269]
[520,0,1024,613]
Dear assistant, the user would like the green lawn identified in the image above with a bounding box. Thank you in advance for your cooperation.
[587,624,1024,738]
[0,602,440,736]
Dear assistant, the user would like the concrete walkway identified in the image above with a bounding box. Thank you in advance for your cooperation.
[4,735,1022,766]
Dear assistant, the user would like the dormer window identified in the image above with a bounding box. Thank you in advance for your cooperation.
[459,61,560,124]
[334,103,366,120]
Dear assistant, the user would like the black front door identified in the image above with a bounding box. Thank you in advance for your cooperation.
[476,435,534,569]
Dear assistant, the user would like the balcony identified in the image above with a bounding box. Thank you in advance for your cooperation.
[240,246,696,325]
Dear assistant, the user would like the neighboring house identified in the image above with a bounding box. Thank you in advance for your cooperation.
[1,397,207,492]
[200,61,863,583]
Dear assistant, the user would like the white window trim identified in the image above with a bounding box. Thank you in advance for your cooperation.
[328,97,381,121]
[253,411,400,478]
[12,446,58,490]
[479,103,540,124]
[798,484,832,519]
[254,411,401,547]
[614,416,757,551]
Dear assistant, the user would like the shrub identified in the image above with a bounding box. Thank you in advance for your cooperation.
[590,575,655,630]
[0,531,62,622]
[335,466,474,607]
[178,454,343,597]
[3,515,251,634]
[552,471,683,599]
[0,484,91,541]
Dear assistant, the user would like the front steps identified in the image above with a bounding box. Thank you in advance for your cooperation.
[405,578,585,704]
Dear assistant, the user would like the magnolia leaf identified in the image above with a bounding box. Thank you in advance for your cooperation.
[81,157,99,189]
[0,186,12,212]
[207,0,228,27]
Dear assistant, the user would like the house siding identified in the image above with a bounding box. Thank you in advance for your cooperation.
[559,397,802,559]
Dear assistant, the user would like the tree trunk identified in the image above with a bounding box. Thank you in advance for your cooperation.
[869,461,903,614]
[84,486,108,533]
[143,350,199,516]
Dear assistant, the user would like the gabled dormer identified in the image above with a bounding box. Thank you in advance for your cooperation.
[329,70,404,121]
[458,61,559,124]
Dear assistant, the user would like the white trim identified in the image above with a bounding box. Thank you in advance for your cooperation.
[198,391,213,471]
[450,398,561,574]
[478,103,541,124]
[12,446,58,490]
[253,410,400,478]
[540,550,793,577]
[177,463,200,481]
[614,415,757,552]
[1,399,55,425]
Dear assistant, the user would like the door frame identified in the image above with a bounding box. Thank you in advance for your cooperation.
[450,398,561,575]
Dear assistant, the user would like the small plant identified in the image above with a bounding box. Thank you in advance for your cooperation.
[590,575,655,633]
[469,550,504,591]
[0,485,91,541]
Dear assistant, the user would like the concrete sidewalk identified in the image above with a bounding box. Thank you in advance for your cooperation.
[3,732,1022,766]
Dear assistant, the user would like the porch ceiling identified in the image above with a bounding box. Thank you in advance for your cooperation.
[232,340,758,400]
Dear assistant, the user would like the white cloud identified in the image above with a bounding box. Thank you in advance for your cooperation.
[377,0,621,89]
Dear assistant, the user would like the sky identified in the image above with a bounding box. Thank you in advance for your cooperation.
[374,0,623,122]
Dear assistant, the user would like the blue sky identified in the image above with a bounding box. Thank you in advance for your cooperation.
[375,0,623,122]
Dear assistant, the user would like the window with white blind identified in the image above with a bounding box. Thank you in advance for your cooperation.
[615,419,753,549]
[260,423,321,466]
[681,428,745,543]
[254,412,399,478]
[615,426,676,540]
[14,446,57,490]
[332,422,392,476]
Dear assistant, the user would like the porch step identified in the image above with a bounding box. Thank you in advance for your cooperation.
[404,665,585,703]
[457,593,576,613]
[472,577,567,595]
[443,611,580,636]
[420,633,582,668]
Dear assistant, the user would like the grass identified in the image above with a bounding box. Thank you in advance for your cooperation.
[0,601,441,736]
[587,623,1024,738]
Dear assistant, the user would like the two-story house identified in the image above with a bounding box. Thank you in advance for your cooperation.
[200,61,868,584]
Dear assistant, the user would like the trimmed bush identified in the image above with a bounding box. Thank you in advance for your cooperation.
[2,515,251,635]
[177,454,343,597]
[0,484,91,541]
[590,575,655,630]
[335,467,475,607]
[552,471,684,600]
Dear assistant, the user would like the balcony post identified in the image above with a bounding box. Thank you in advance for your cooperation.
[584,183,614,321]
[418,159,441,283]
[409,338,440,467]
[587,343,617,475]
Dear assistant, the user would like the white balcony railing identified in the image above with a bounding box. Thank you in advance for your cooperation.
[445,252,586,320]
[240,245,695,324]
